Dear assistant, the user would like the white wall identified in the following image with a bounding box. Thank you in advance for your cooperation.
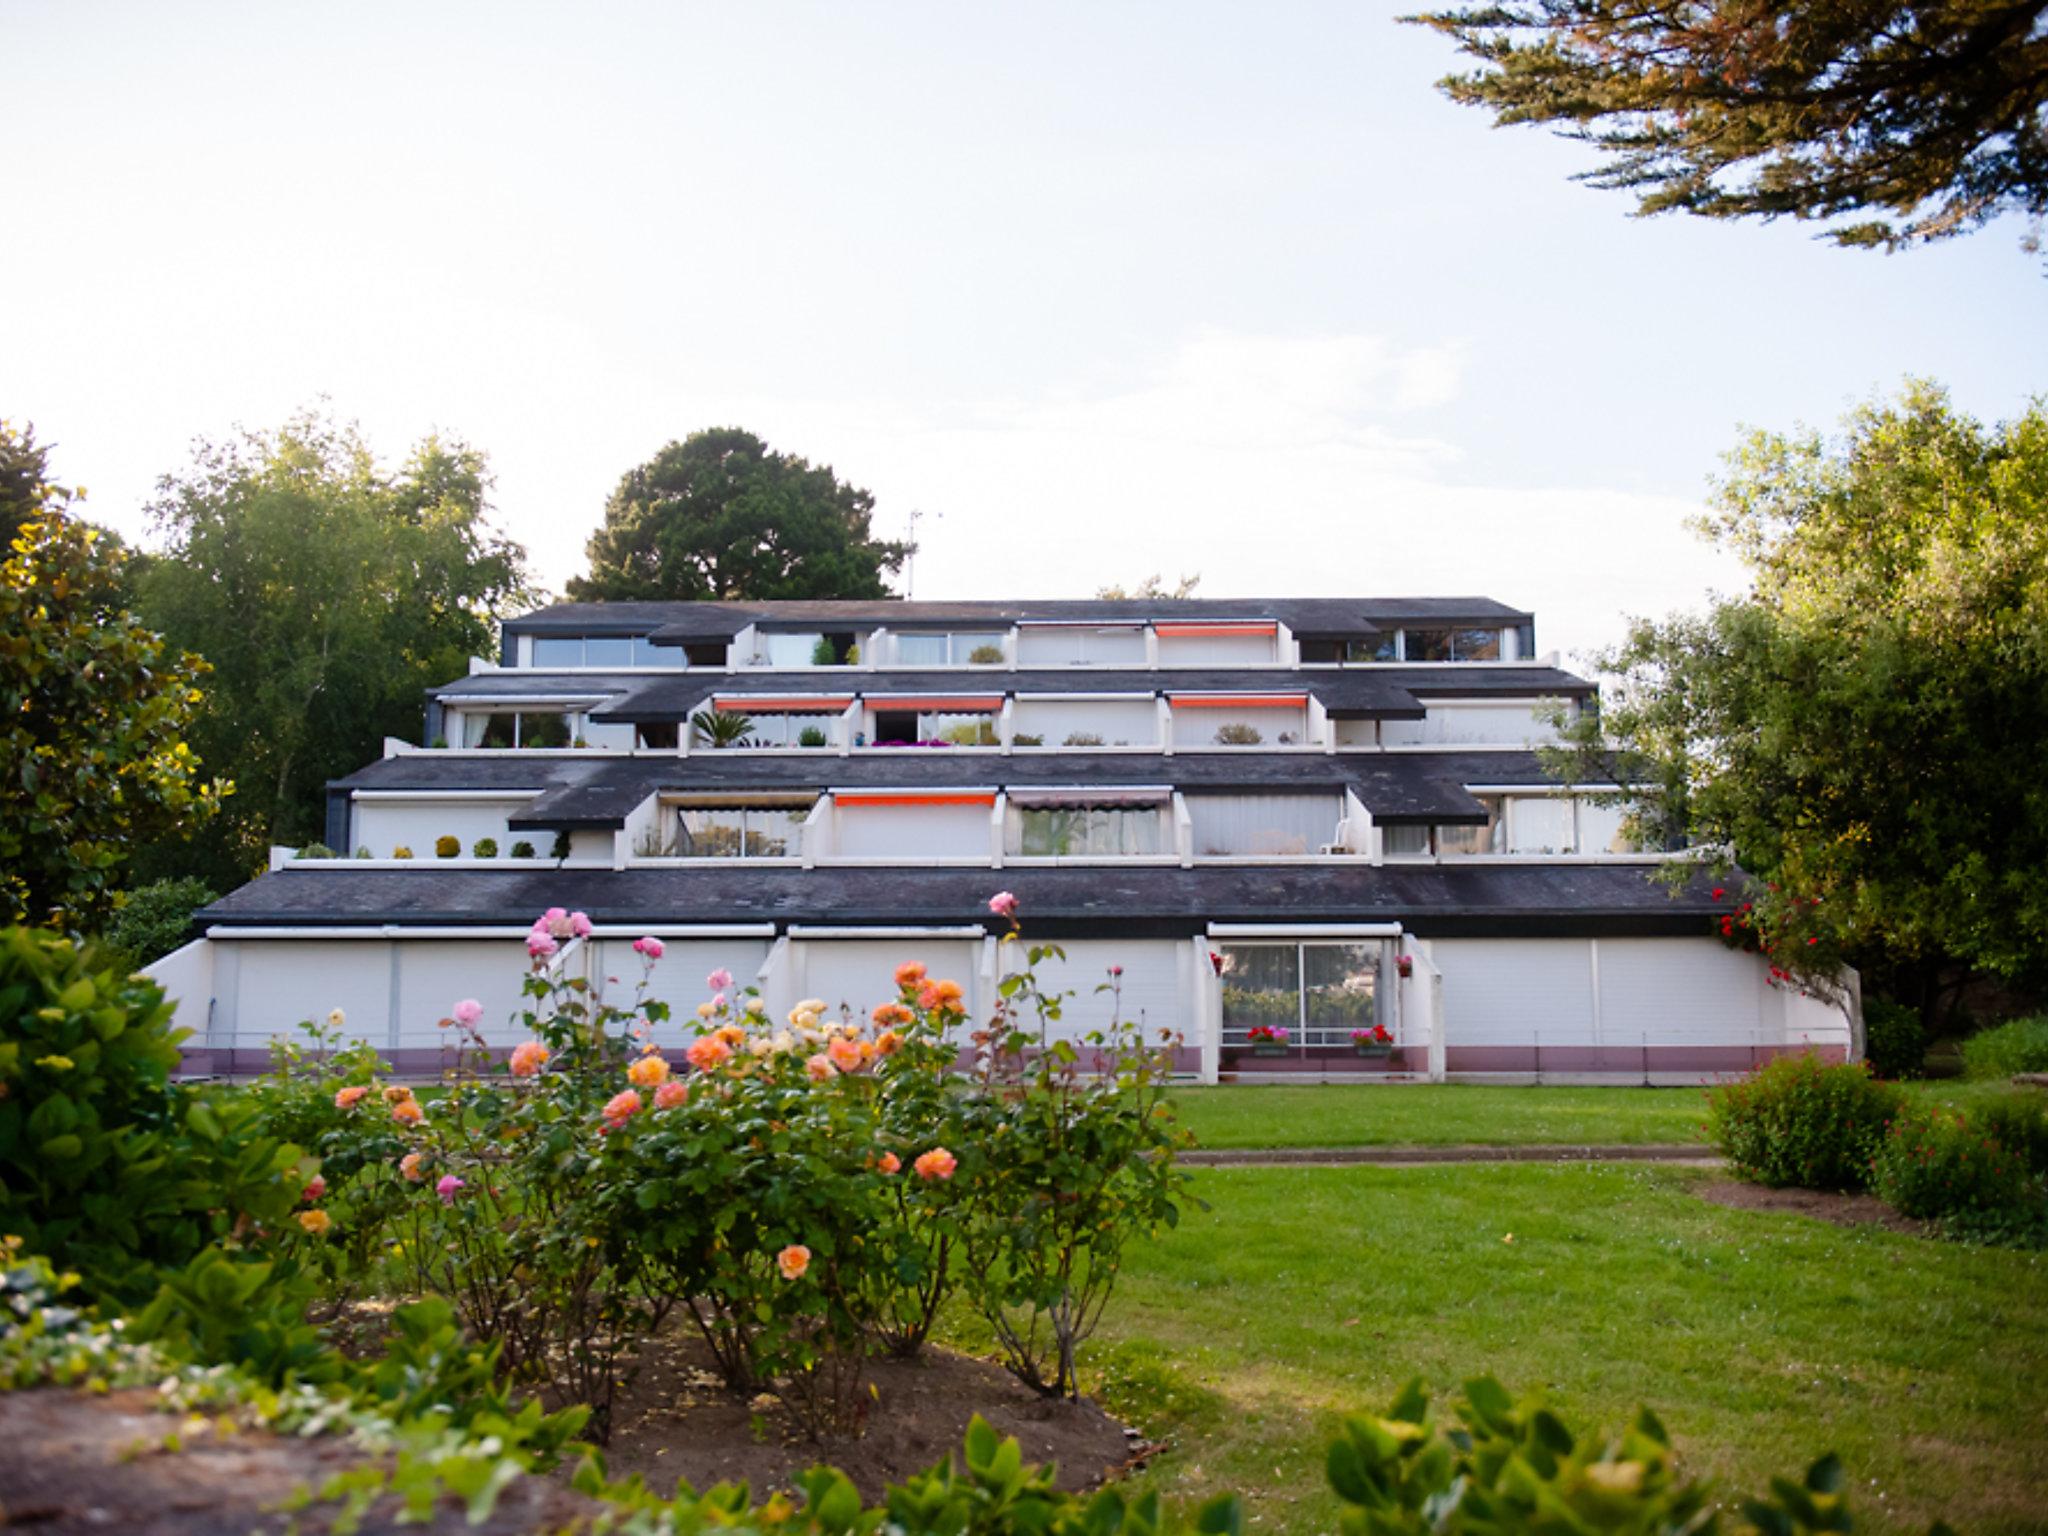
[832,801,993,859]
[1596,938,1768,1048]
[587,937,774,1050]
[998,939,1186,1044]
[353,797,538,856]
[224,939,399,1048]
[1433,938,1597,1046]
[1010,697,1160,747]
[142,938,214,1042]
[1015,627,1146,666]
[1381,703,1562,747]
[1156,633,1275,666]
[392,938,536,1049]
[797,939,981,1022]
[1170,705,1309,749]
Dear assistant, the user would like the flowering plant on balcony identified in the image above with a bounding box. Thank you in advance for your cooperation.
[1350,1024,1392,1046]
[1246,1023,1291,1044]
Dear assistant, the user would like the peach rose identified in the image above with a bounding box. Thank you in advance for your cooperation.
[334,1086,368,1110]
[876,1151,901,1175]
[654,1079,688,1110]
[628,1053,671,1088]
[777,1244,811,1281]
[805,1052,837,1082]
[874,1030,904,1057]
[509,1040,550,1077]
[871,1002,912,1028]
[914,1147,958,1182]
[603,1089,643,1127]
[894,961,927,989]
[391,1097,424,1126]
[399,1151,425,1181]
[686,1036,732,1071]
[826,1036,864,1073]
[917,979,964,1013]
[297,1209,333,1236]
[383,1084,415,1105]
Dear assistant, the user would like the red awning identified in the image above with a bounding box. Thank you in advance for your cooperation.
[1154,621,1277,637]
[711,696,853,713]
[1166,693,1306,709]
[864,696,1003,712]
[836,791,998,808]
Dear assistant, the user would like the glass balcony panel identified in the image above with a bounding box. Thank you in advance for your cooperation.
[532,636,584,667]
[1187,794,1343,857]
[1303,944,1378,1047]
[1219,944,1300,1048]
[585,636,634,667]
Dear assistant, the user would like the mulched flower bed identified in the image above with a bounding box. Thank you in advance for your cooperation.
[1695,1178,1928,1235]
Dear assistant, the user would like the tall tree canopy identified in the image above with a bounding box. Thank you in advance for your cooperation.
[0,422,222,929]
[569,428,910,602]
[1552,382,2048,1019]
[1409,2,2048,253]
[135,411,534,887]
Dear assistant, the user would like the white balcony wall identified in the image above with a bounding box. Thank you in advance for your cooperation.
[393,939,536,1049]
[1009,697,1161,747]
[1170,705,1309,749]
[832,800,994,859]
[1333,718,1379,747]
[996,939,1187,1043]
[1156,632,1275,666]
[1186,794,1345,856]
[228,939,398,1048]
[1433,938,1596,1046]
[1380,703,1564,747]
[587,937,774,1051]
[797,939,980,1022]
[1015,626,1146,667]
[567,829,613,862]
[581,720,637,749]
[353,797,537,857]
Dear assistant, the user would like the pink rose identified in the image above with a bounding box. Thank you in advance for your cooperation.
[706,968,734,992]
[654,1079,688,1110]
[527,930,559,959]
[633,935,665,959]
[453,998,484,1027]
[570,910,593,938]
[988,891,1019,919]
[435,1174,465,1205]
[302,1175,327,1203]
[603,1089,643,1127]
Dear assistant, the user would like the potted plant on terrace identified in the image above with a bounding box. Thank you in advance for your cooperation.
[1247,1023,1291,1057]
[1351,1023,1394,1057]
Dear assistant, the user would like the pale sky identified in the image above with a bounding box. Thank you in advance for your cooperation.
[5,1,2043,664]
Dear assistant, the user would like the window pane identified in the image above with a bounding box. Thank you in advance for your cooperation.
[925,712,998,745]
[1403,628,1453,661]
[1219,945,1299,1045]
[584,636,633,667]
[520,712,571,748]
[744,808,806,857]
[896,633,949,665]
[1187,795,1342,856]
[764,632,821,668]
[955,634,1007,664]
[1382,823,1430,856]
[1450,628,1500,661]
[679,808,748,857]
[1014,807,1158,856]
[1435,796,1504,855]
[473,713,515,749]
[1514,621,1536,658]
[1303,944,1377,1045]
[1507,796,1574,853]
[632,636,669,667]
[532,636,583,667]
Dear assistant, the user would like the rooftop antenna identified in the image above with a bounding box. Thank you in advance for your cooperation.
[904,507,942,599]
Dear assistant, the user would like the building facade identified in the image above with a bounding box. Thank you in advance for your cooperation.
[154,597,1854,1080]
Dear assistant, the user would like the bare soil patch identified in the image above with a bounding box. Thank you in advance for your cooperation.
[592,1325,1145,1500]
[0,1388,593,1535]
[1696,1178,1928,1235]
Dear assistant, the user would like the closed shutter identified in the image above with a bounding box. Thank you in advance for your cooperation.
[1004,940,1187,1044]
[1596,939,1765,1047]
[1435,938,1595,1045]
[799,940,981,1024]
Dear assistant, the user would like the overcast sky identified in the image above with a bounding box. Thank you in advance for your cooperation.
[5,1,2043,663]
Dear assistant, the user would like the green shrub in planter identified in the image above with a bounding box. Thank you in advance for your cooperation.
[392,845,414,859]
[295,842,337,860]
[1961,1015,2048,1079]
[1706,1054,1905,1191]
[967,644,1004,664]
[797,726,829,748]
[1871,1107,2038,1223]
[472,837,499,859]
[510,840,536,859]
[1862,996,1924,1079]
[434,834,461,859]
[551,830,572,860]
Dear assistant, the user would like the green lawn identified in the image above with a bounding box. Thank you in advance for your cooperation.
[1076,1164,2048,1536]
[1168,1083,1716,1149]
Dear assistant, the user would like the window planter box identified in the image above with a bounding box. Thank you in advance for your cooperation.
[1352,1043,1393,1058]
[1251,1042,1291,1058]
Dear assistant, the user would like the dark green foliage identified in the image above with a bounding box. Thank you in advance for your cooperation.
[295,842,337,860]
[1863,997,1926,1080]
[1409,1,2048,256]
[0,426,223,929]
[568,427,910,602]
[509,840,536,859]
[1870,1107,2041,1231]
[0,928,305,1303]
[1960,1015,2048,1078]
[1549,385,2048,997]
[798,726,830,748]
[551,830,571,860]
[1707,1055,1907,1191]
[102,877,217,966]
[133,409,533,888]
[1974,1094,2048,1176]
[472,837,498,859]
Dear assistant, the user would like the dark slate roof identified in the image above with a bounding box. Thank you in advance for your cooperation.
[198,862,1725,940]
[427,671,657,700]
[332,749,1569,829]
[498,596,1534,643]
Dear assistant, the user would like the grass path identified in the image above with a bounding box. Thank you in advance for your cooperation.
[1167,1083,1716,1149]
[1068,1163,2048,1536]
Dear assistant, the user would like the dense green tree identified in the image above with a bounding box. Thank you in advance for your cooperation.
[569,428,910,601]
[0,425,223,929]
[1409,2,2048,254]
[135,410,535,887]
[1551,382,2048,1021]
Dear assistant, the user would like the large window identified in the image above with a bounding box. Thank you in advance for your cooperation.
[531,635,669,668]
[1434,795,1505,855]
[674,804,810,858]
[1012,806,1163,857]
[460,710,577,748]
[1186,794,1343,857]
[1219,942,1381,1049]
[1015,625,1146,666]
[895,632,1007,666]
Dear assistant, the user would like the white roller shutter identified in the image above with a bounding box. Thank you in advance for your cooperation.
[798,940,981,1025]
[1000,940,1187,1044]
[1434,938,1596,1046]
[1596,939,1766,1047]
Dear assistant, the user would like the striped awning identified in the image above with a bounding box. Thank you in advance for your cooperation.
[1165,693,1306,709]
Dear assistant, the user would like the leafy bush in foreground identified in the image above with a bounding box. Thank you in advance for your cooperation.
[1707,1054,1905,1191]
[1870,1109,2037,1223]
[1960,1016,2048,1080]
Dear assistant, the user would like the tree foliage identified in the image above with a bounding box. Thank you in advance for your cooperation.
[569,427,910,602]
[1550,383,2048,1016]
[134,411,534,887]
[1409,1,2048,254]
[0,425,222,929]
[1094,572,1203,600]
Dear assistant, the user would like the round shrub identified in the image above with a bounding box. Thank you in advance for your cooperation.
[392,845,414,860]
[434,835,461,859]
[1862,997,1924,1079]
[1871,1108,2037,1222]
[296,843,337,860]
[509,840,536,859]
[1706,1054,1906,1191]
[471,837,499,859]
[1960,1016,2048,1080]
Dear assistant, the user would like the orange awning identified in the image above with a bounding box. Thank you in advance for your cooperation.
[864,696,1003,712]
[1166,693,1306,709]
[1154,622,1278,637]
[835,792,998,808]
[711,696,854,713]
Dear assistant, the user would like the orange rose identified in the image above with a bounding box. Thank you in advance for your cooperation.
[383,1084,415,1105]
[297,1209,333,1236]
[871,1001,913,1028]
[826,1036,864,1073]
[777,1244,811,1281]
[399,1151,425,1182]
[914,1147,958,1181]
[894,961,927,989]
[391,1097,424,1126]
[874,1029,904,1056]
[509,1040,550,1077]
[686,1036,732,1071]
[333,1086,368,1110]
[876,1151,901,1175]
[917,979,964,1013]
[628,1053,671,1087]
